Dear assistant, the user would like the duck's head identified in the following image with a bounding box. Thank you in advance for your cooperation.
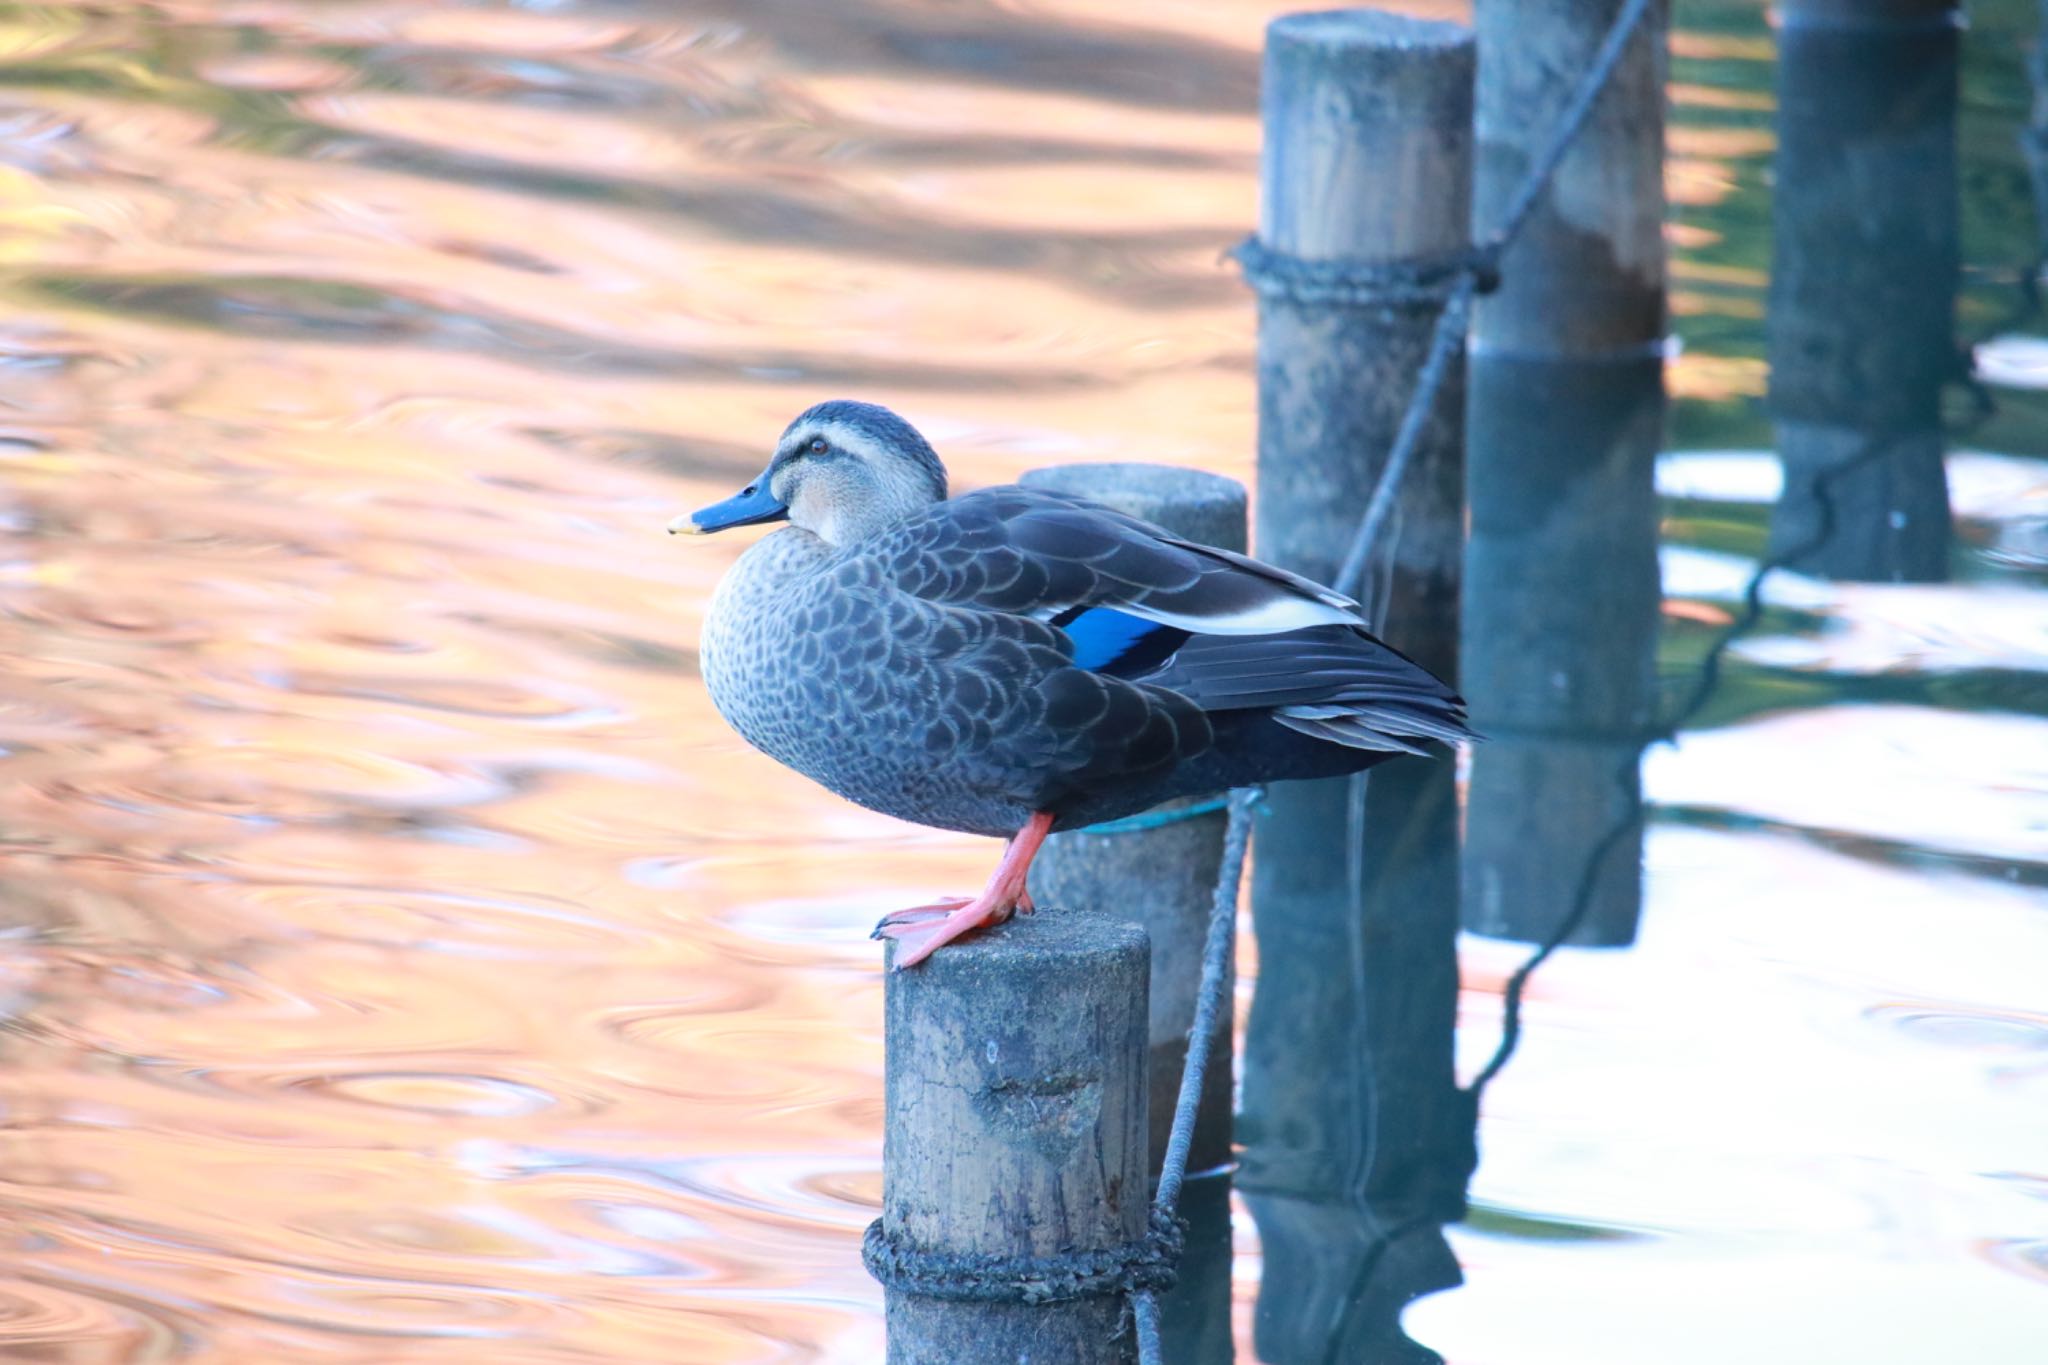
[669,401,947,547]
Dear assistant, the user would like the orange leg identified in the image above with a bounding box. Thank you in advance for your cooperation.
[872,812,1056,969]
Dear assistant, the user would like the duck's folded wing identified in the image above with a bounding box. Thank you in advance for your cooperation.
[869,486,1367,637]
[861,486,1470,760]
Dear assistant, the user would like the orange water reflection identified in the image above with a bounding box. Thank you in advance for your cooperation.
[0,2,1299,1357]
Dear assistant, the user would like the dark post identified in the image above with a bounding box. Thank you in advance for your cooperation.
[1463,0,1669,947]
[1240,12,1473,1361]
[880,916,1149,1364]
[1767,0,1960,582]
[1019,462,1245,1365]
[2034,0,2048,228]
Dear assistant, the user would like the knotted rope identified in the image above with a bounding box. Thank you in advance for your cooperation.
[861,1207,1184,1307]
[1230,237,1501,309]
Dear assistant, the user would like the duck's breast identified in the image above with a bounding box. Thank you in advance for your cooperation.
[700,534,1062,835]
[700,530,830,758]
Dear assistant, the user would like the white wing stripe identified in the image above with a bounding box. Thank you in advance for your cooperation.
[1115,594,1363,636]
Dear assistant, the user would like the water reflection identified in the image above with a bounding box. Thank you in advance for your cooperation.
[1767,6,1959,582]
[1462,353,1663,946]
[1152,1169,1236,1363]
[1240,765,1472,1363]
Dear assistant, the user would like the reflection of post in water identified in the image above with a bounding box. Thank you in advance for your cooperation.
[1768,0,1960,583]
[2032,0,2048,239]
[1462,355,1663,947]
[1239,15,1473,1363]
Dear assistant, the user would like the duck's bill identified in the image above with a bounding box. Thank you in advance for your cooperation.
[670,481,789,535]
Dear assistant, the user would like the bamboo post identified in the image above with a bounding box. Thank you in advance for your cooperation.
[1240,13,1472,1360]
[1462,0,1669,947]
[1767,0,1959,582]
[879,914,1149,1364]
[1018,462,1243,1365]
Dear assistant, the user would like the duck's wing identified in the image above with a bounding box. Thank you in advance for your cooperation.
[866,487,1470,757]
[871,486,1365,637]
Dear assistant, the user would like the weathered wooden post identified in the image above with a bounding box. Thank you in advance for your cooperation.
[876,915,1150,1363]
[1019,462,1243,1365]
[1237,12,1472,1360]
[1472,0,1667,357]
[1462,0,1669,948]
[1767,0,1959,582]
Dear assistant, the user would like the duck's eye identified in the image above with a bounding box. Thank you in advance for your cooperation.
[807,437,830,456]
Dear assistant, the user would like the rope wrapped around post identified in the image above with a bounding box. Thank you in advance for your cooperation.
[861,1207,1185,1307]
[1076,793,1230,836]
[859,793,1255,1351]
[1229,237,1501,309]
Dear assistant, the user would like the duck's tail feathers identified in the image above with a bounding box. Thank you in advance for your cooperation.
[1127,624,1473,753]
[1273,699,1473,754]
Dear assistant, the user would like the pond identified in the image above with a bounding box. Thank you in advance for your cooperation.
[0,1,2040,1362]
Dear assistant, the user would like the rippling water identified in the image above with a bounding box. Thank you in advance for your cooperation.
[0,0,2042,1361]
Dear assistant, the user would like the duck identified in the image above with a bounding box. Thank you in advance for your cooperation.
[671,400,1470,967]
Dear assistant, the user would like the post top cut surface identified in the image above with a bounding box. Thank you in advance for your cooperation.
[1268,8,1472,55]
[882,907,1147,980]
[1020,461,1244,508]
[1257,6,1474,260]
[1020,463,1248,551]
